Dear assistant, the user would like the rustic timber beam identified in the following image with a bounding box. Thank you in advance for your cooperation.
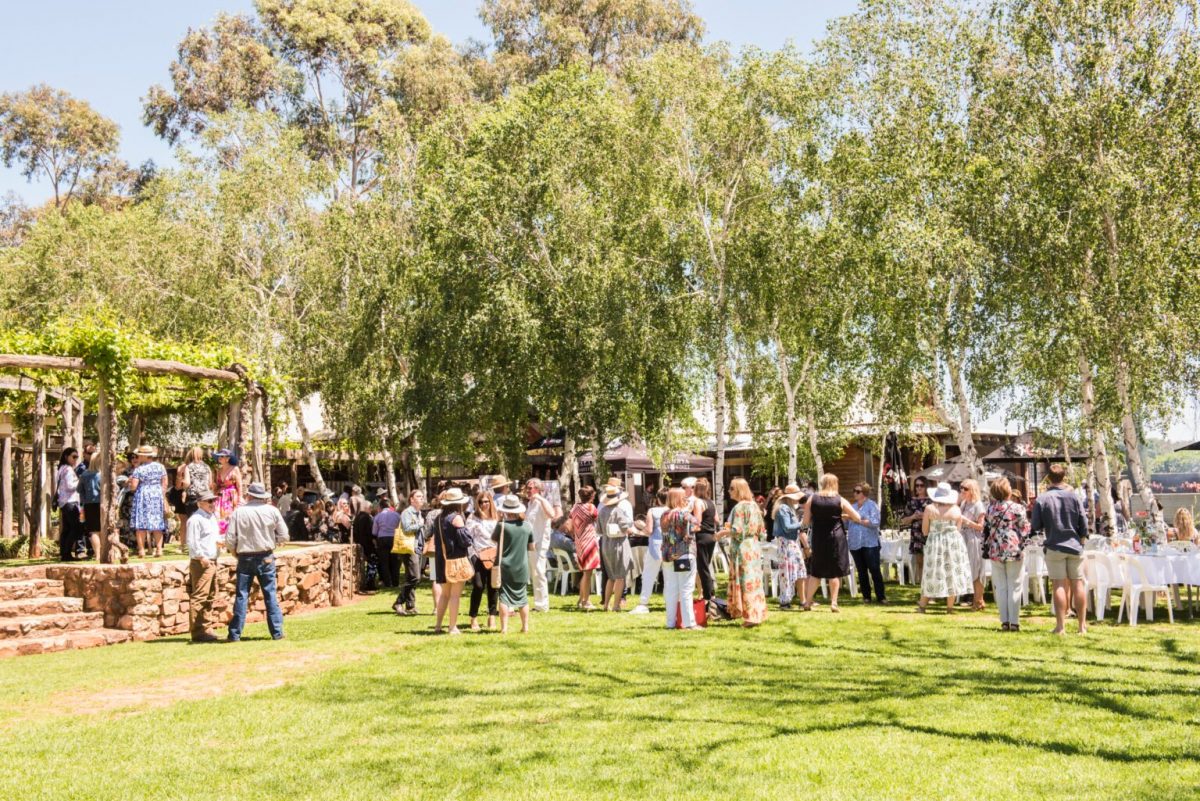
[0,354,85,372]
[0,353,241,382]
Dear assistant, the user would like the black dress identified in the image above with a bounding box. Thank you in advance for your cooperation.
[808,494,850,579]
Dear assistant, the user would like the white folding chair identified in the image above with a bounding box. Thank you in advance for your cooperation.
[759,543,780,598]
[1022,546,1048,605]
[1080,552,1115,622]
[713,543,730,576]
[1115,553,1174,626]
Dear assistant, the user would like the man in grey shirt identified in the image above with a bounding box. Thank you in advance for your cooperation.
[1031,464,1088,635]
[226,482,290,642]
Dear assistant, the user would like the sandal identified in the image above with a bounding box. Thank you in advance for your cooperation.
[915,605,927,614]
[830,605,840,613]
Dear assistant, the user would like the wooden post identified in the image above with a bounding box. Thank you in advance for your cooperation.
[16,450,26,539]
[227,399,243,461]
[250,389,265,485]
[62,393,75,450]
[30,388,46,558]
[289,461,299,496]
[73,397,84,451]
[97,388,120,563]
[128,411,144,448]
[1,436,11,538]
[216,406,230,450]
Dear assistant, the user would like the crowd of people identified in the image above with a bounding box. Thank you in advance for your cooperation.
[48,441,1200,642]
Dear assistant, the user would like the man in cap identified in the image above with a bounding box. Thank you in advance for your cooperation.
[225,482,290,641]
[185,489,223,643]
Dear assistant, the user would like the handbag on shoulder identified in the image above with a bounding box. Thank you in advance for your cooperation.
[438,520,474,583]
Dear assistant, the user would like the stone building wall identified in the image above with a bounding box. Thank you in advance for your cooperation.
[45,544,355,641]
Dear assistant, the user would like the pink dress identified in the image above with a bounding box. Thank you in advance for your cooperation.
[215,469,241,535]
[570,503,600,570]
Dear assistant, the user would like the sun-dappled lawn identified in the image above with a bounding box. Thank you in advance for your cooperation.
[1,584,1199,801]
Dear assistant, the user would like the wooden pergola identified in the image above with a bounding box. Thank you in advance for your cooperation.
[0,354,267,562]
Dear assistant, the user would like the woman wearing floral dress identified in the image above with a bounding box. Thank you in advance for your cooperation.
[567,487,600,610]
[212,449,242,536]
[716,477,768,628]
[918,482,973,613]
[901,478,932,582]
[982,477,1030,631]
[772,484,810,610]
[128,445,168,558]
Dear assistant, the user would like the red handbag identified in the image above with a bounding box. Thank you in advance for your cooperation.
[675,599,708,628]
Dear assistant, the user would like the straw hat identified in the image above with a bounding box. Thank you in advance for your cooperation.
[497,494,526,516]
[600,485,626,507]
[133,444,158,458]
[490,474,512,489]
[781,483,804,501]
[441,487,469,506]
[930,481,958,505]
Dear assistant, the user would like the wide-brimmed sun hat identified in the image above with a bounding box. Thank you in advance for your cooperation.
[245,482,271,499]
[133,444,158,458]
[214,449,232,459]
[600,485,626,506]
[490,474,512,489]
[782,483,804,500]
[930,481,958,505]
[497,494,526,515]
[440,487,469,506]
[194,489,217,503]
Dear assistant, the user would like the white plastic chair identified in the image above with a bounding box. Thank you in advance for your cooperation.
[1115,553,1174,626]
[1022,546,1048,605]
[713,543,730,576]
[1080,552,1115,622]
[550,549,578,595]
[759,543,780,598]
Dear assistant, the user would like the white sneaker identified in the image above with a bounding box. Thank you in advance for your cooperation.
[629,605,650,614]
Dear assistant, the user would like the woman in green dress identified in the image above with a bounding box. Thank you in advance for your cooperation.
[494,495,535,634]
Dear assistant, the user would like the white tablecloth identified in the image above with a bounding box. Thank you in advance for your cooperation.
[1121,552,1200,586]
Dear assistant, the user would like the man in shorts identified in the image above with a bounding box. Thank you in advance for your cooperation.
[1031,464,1089,634]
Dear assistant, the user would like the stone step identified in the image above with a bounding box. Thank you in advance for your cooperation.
[0,596,84,617]
[0,611,104,640]
[0,566,48,580]
[0,628,132,658]
[0,578,65,601]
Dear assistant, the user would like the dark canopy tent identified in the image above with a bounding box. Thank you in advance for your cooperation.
[980,430,1088,499]
[1175,441,1200,452]
[577,443,714,474]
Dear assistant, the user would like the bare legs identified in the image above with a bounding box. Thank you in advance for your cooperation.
[435,581,465,634]
[499,603,530,634]
[577,569,594,609]
[1052,578,1087,634]
[972,578,986,611]
[918,594,956,612]
[603,578,626,611]
[152,530,163,557]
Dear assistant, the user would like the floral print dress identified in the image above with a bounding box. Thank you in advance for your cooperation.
[215,468,241,535]
[982,500,1030,562]
[129,461,167,532]
[906,496,932,554]
[727,501,768,625]
[921,512,973,599]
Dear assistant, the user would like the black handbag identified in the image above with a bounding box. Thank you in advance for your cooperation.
[673,555,693,571]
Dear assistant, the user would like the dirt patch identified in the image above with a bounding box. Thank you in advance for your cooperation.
[23,650,342,723]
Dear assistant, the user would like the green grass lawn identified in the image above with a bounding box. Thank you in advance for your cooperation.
[1,582,1199,801]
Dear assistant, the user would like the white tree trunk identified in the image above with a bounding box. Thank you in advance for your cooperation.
[559,432,578,505]
[382,449,400,507]
[945,354,985,489]
[713,353,728,517]
[1114,357,1160,524]
[1078,352,1117,535]
[804,398,823,479]
[289,395,327,497]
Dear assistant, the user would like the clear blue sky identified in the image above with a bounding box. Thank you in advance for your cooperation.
[0,0,859,203]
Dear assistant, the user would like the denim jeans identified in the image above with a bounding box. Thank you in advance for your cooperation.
[850,545,886,601]
[228,553,284,641]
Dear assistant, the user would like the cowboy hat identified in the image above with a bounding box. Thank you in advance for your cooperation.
[781,483,804,501]
[490,474,512,489]
[930,481,958,505]
[600,485,626,506]
[245,482,271,499]
[440,487,469,506]
[133,445,158,458]
[497,494,526,515]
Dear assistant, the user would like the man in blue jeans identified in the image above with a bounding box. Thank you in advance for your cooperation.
[225,482,290,641]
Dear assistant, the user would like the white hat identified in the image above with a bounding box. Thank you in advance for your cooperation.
[440,487,469,506]
[497,494,526,515]
[680,477,697,489]
[930,481,958,505]
[600,485,626,506]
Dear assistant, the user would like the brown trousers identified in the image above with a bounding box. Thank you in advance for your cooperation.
[188,558,219,638]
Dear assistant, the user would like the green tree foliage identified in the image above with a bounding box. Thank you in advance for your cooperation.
[0,85,123,209]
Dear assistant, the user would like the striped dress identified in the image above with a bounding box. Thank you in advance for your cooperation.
[569,502,600,570]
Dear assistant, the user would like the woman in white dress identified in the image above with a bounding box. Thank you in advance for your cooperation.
[918,482,973,613]
[958,479,987,611]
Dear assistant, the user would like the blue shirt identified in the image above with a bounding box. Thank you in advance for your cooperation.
[372,508,401,539]
[773,503,802,541]
[1031,485,1088,555]
[847,499,881,550]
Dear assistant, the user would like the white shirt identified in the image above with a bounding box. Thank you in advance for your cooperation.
[526,495,555,540]
[278,492,294,515]
[186,508,223,561]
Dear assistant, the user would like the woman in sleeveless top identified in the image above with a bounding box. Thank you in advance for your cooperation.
[693,478,717,603]
[919,482,973,612]
[567,487,600,610]
[802,473,863,612]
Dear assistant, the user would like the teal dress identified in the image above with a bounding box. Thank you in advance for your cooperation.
[495,520,533,608]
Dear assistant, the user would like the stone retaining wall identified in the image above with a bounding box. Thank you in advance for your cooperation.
[45,544,355,641]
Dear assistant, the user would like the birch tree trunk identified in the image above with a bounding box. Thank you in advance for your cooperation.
[382,449,400,507]
[1078,352,1118,535]
[713,351,728,517]
[772,330,810,486]
[1113,356,1160,524]
[945,353,985,488]
[804,398,823,479]
[289,395,328,497]
[558,432,578,505]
